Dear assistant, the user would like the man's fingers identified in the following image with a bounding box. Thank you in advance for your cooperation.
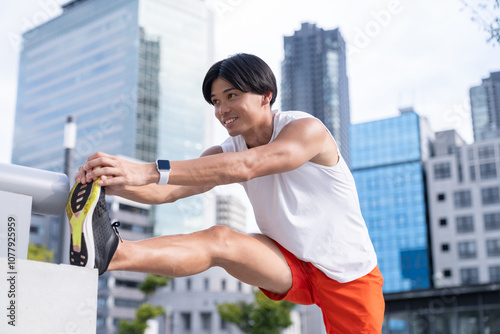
[87,151,111,161]
[97,175,122,187]
[84,155,117,171]
[75,166,88,184]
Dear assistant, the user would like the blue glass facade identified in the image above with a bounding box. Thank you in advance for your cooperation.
[351,111,431,293]
[138,0,213,235]
[12,0,214,243]
[13,0,140,174]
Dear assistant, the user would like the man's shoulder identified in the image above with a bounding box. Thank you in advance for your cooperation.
[276,110,315,121]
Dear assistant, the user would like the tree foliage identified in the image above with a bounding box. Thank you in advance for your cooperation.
[118,304,165,334]
[118,274,170,334]
[27,243,54,263]
[217,290,295,334]
[460,0,500,44]
[139,274,171,297]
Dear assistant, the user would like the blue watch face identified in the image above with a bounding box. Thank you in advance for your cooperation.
[157,160,171,170]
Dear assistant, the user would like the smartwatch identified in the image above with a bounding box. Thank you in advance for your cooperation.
[156,159,171,185]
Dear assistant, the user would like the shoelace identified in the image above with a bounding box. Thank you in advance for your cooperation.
[112,220,123,243]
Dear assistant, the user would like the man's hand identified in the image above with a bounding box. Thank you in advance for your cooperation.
[75,152,159,188]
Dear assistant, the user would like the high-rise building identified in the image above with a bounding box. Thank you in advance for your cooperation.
[470,71,500,141]
[281,22,351,164]
[383,130,500,333]
[350,108,434,293]
[427,131,500,288]
[11,0,215,248]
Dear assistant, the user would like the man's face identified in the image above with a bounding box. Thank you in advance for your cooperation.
[210,78,266,137]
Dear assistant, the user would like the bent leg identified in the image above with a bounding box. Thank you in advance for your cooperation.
[108,225,293,295]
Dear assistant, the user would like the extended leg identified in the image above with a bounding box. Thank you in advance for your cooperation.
[108,225,293,295]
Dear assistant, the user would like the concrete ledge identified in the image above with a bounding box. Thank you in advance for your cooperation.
[0,258,98,333]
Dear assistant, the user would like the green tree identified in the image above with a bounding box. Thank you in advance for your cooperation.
[118,274,171,334]
[27,243,54,263]
[118,304,165,334]
[460,0,500,44]
[139,274,171,297]
[217,290,295,334]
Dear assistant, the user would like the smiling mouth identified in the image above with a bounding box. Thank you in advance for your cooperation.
[224,117,237,125]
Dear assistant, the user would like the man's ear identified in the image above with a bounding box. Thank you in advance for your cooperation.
[263,91,273,105]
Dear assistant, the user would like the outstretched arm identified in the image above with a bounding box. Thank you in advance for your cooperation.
[83,117,337,194]
[76,146,223,204]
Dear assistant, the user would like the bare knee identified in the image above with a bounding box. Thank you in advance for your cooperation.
[204,225,242,264]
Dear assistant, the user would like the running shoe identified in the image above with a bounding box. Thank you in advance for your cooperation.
[66,179,121,275]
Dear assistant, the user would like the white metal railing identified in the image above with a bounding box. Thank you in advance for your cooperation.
[0,162,69,216]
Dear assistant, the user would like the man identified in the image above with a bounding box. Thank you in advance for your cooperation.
[68,53,384,333]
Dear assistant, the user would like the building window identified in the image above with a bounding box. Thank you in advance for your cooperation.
[98,297,107,307]
[485,213,500,230]
[460,267,479,285]
[96,316,106,328]
[486,239,500,257]
[439,218,448,227]
[454,190,472,208]
[221,279,226,291]
[478,145,495,159]
[441,243,450,252]
[470,165,476,181]
[479,162,497,180]
[468,148,474,160]
[434,162,451,180]
[186,278,192,291]
[221,318,227,330]
[204,278,209,291]
[456,216,474,233]
[481,187,500,205]
[114,298,143,308]
[458,241,477,259]
[489,266,500,282]
[115,279,140,289]
[181,313,191,330]
[237,281,242,292]
[98,277,108,289]
[443,269,452,277]
[437,193,446,202]
[201,312,212,330]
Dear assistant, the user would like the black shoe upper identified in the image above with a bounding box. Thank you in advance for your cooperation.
[92,187,119,275]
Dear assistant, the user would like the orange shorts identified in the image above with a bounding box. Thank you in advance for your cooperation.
[260,241,385,334]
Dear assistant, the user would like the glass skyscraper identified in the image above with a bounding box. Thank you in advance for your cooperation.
[470,71,500,142]
[12,0,214,240]
[351,109,434,293]
[281,22,351,164]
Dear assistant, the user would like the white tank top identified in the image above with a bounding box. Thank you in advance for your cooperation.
[221,110,377,283]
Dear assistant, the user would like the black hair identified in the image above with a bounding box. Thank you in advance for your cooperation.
[202,53,277,107]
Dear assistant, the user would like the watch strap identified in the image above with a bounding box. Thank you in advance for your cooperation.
[156,159,171,185]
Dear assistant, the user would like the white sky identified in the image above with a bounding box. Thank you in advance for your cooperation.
[2,0,500,163]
